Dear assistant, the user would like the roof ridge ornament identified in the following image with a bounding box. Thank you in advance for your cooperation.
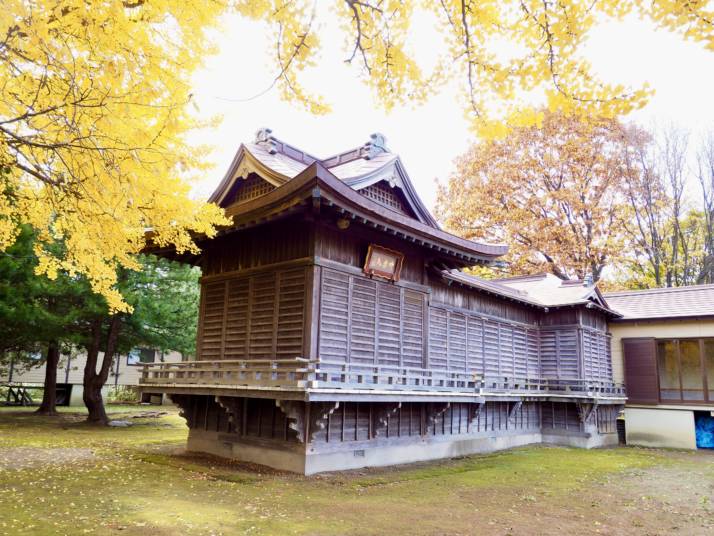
[364,132,389,160]
[254,127,278,154]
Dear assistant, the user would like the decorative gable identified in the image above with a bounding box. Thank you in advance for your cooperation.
[359,180,418,218]
[227,174,276,206]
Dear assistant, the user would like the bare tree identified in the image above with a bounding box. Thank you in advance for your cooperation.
[659,127,690,286]
[620,127,670,287]
[696,133,714,283]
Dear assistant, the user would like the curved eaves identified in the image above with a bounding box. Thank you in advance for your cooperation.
[339,155,440,229]
[207,145,292,207]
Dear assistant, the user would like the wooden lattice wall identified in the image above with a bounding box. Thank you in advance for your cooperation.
[198,267,307,360]
[359,181,416,218]
[229,174,275,205]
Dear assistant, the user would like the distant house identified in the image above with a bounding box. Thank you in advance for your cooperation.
[1,348,183,406]
[606,285,714,449]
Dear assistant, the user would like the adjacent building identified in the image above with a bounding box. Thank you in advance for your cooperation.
[606,285,714,449]
[1,348,181,406]
[141,130,626,474]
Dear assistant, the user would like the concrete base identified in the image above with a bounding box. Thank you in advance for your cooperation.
[542,428,619,449]
[186,428,618,475]
[187,430,306,473]
[625,407,697,449]
[304,432,542,474]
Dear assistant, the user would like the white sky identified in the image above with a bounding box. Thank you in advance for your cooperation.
[188,9,714,210]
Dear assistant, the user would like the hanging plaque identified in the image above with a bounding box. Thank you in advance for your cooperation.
[364,244,404,281]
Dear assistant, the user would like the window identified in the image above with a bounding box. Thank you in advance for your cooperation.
[127,348,156,366]
[680,340,704,401]
[705,341,714,401]
[657,341,680,400]
[655,338,712,403]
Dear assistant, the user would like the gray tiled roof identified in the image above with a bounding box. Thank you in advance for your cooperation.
[496,273,602,307]
[604,285,714,320]
[445,271,616,311]
[245,142,311,178]
[328,152,399,181]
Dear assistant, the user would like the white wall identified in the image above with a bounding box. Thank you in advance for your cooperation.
[1,350,184,387]
[624,407,698,449]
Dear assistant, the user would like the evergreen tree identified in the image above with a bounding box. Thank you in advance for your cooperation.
[0,226,89,414]
[80,256,199,424]
[0,229,199,419]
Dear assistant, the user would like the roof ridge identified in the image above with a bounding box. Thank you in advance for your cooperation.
[494,273,549,283]
[605,283,714,297]
[453,270,530,296]
[320,145,369,168]
[321,133,392,168]
[249,127,318,163]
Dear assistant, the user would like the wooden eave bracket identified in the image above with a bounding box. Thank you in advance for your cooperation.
[169,394,194,428]
[426,402,451,428]
[576,401,599,424]
[508,401,523,423]
[276,399,306,443]
[216,396,243,435]
[468,402,485,429]
[373,402,402,437]
[307,401,340,442]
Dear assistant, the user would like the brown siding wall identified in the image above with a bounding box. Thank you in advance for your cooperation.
[315,223,425,284]
[195,217,614,383]
[317,267,427,366]
[622,338,659,404]
[539,328,580,379]
[582,328,613,380]
[427,304,540,377]
[201,220,311,276]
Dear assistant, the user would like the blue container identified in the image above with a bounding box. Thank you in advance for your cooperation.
[695,413,714,449]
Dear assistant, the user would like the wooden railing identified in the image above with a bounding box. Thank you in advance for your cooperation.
[480,376,626,397]
[141,358,626,397]
[311,361,480,391]
[140,358,313,389]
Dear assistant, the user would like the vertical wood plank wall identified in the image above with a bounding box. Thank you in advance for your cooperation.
[195,218,614,382]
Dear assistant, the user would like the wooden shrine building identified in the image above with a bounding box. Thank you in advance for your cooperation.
[142,129,626,474]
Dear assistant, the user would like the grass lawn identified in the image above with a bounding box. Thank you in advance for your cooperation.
[0,406,712,535]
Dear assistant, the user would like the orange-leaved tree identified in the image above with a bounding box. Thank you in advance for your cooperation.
[436,111,652,282]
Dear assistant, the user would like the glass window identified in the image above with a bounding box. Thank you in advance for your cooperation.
[705,340,714,402]
[657,340,680,400]
[679,340,704,401]
[127,348,156,365]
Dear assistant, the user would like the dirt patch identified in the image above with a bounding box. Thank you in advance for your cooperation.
[0,447,96,471]
[462,450,714,536]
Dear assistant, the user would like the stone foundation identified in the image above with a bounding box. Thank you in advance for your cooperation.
[176,395,622,474]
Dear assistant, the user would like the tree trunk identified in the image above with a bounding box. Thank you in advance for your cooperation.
[83,316,121,425]
[36,340,60,416]
[83,376,109,425]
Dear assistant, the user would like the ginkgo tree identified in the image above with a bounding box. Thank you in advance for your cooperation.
[238,0,713,135]
[2,0,713,309]
[0,1,228,312]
